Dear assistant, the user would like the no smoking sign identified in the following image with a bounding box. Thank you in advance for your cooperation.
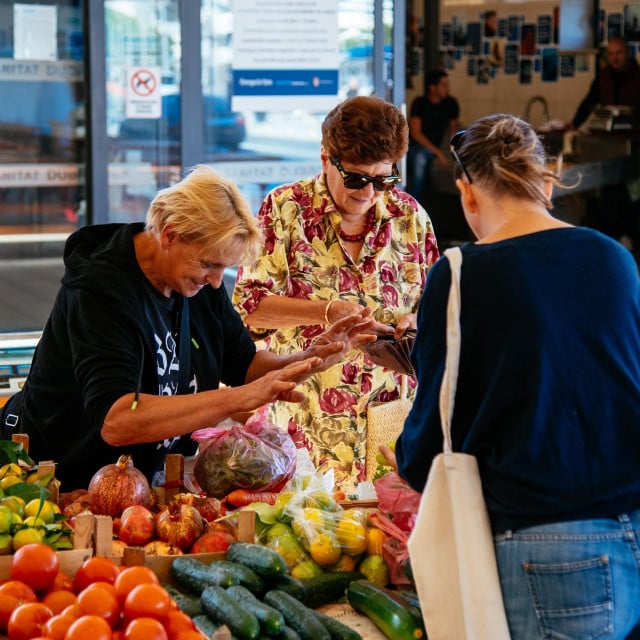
[126,65,162,119]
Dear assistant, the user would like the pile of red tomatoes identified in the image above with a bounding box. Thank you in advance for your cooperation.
[0,543,203,640]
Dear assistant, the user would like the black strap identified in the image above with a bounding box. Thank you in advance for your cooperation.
[177,297,191,394]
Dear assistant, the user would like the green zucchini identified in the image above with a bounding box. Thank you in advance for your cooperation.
[314,610,363,640]
[227,584,285,637]
[162,583,204,617]
[170,556,240,594]
[346,579,425,640]
[209,559,266,595]
[226,541,287,577]
[299,571,363,608]
[265,573,307,602]
[398,590,422,610]
[263,589,330,640]
[201,584,261,640]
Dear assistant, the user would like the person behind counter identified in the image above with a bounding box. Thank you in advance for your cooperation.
[0,165,376,491]
[390,114,640,638]
[233,95,439,494]
[405,69,461,202]
[572,35,640,128]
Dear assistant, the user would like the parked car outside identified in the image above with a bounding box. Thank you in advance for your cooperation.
[114,93,246,163]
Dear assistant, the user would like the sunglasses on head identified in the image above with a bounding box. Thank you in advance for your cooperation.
[331,158,401,191]
[450,130,473,184]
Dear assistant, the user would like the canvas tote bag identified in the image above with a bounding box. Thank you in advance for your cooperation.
[407,247,511,639]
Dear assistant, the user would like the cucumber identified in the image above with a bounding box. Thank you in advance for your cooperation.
[170,556,240,594]
[314,610,363,640]
[227,541,287,577]
[227,584,285,637]
[263,589,330,640]
[299,571,363,608]
[265,574,307,602]
[276,626,302,640]
[346,579,425,640]
[201,584,261,640]
[209,559,266,595]
[193,614,224,637]
[162,583,204,617]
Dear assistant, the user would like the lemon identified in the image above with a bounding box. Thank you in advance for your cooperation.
[328,554,357,572]
[304,491,338,512]
[0,533,12,555]
[23,516,47,530]
[359,554,390,586]
[309,532,342,567]
[335,518,368,556]
[24,499,59,525]
[366,527,387,556]
[341,508,368,526]
[0,463,24,478]
[12,527,44,550]
[291,558,324,580]
[0,495,25,516]
[0,505,13,534]
[292,507,327,545]
[0,475,23,491]
[273,491,296,522]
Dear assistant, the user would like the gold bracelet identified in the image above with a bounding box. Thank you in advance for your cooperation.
[324,299,339,325]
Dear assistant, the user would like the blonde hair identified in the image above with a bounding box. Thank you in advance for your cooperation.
[145,164,262,263]
[452,114,563,209]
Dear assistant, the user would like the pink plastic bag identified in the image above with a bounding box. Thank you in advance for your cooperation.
[191,406,296,499]
[373,472,421,585]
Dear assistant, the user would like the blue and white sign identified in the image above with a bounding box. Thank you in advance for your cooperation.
[232,0,339,111]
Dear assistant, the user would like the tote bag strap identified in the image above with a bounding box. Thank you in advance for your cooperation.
[439,247,463,454]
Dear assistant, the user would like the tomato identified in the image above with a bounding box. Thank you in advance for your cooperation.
[76,582,121,628]
[41,589,77,615]
[113,566,159,607]
[73,557,120,593]
[0,581,38,604]
[7,602,53,640]
[64,614,113,640]
[10,543,60,592]
[42,612,77,640]
[123,583,171,623]
[164,610,195,639]
[0,593,20,632]
[173,632,207,640]
[46,571,74,594]
[123,617,168,640]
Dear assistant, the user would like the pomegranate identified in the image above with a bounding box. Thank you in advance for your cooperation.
[118,505,155,546]
[190,530,234,554]
[87,455,154,518]
[155,502,204,551]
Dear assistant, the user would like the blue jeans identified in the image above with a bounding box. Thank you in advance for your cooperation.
[495,512,640,639]
[406,144,434,200]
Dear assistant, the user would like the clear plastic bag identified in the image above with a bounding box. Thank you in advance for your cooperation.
[191,406,296,499]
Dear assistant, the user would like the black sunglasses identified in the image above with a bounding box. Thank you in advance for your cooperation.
[450,130,473,184]
[331,158,401,191]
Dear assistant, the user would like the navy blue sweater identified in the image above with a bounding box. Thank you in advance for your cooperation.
[396,227,640,533]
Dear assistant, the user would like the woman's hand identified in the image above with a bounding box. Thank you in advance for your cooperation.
[305,308,376,372]
[393,313,417,339]
[378,443,398,471]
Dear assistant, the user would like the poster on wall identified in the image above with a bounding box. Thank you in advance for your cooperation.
[504,43,519,74]
[231,0,339,111]
[14,3,57,60]
[541,48,559,81]
[608,13,623,39]
[537,16,552,45]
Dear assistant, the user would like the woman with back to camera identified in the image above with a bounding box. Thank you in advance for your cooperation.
[234,95,439,494]
[393,114,640,638]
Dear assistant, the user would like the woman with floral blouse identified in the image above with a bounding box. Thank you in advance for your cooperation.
[233,95,439,493]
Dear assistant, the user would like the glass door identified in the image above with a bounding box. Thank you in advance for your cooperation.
[0,0,84,333]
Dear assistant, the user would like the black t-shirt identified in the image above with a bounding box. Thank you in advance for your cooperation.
[409,95,460,148]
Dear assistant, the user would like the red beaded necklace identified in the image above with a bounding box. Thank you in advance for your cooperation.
[338,210,376,243]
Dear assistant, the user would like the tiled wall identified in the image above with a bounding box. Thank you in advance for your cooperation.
[408,1,629,128]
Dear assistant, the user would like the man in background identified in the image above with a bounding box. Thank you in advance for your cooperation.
[406,69,460,202]
[572,35,640,128]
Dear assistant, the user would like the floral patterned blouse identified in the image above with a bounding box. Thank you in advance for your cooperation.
[233,172,439,493]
